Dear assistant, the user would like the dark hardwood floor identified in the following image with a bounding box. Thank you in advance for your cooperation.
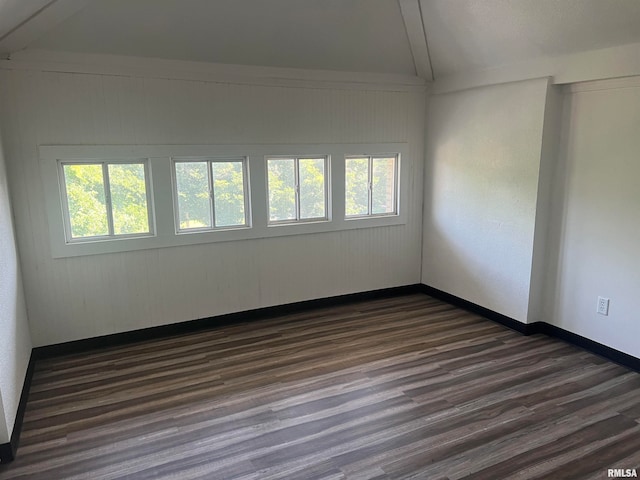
[1,294,639,479]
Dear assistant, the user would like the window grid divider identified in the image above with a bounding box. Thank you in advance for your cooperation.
[294,157,301,221]
[102,162,115,236]
[144,161,155,235]
[367,156,374,216]
[207,160,217,229]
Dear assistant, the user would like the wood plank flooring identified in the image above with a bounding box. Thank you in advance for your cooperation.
[1,294,639,479]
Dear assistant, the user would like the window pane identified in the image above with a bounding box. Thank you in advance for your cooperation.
[371,157,396,215]
[108,163,150,235]
[345,157,369,216]
[299,158,326,219]
[268,158,296,222]
[63,164,109,238]
[175,162,211,230]
[211,161,246,227]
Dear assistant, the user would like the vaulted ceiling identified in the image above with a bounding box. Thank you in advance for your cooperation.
[2,0,640,80]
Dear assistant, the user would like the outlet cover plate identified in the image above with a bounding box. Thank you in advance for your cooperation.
[597,296,610,316]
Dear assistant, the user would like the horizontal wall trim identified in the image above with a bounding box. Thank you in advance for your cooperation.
[566,75,640,93]
[432,41,640,95]
[0,353,35,464]
[0,49,428,93]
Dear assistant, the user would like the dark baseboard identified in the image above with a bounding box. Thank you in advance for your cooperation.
[418,284,538,335]
[534,322,640,372]
[419,283,640,373]
[5,282,638,464]
[0,352,36,464]
[34,284,423,359]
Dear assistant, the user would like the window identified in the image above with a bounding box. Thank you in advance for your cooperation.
[42,144,406,257]
[59,160,152,241]
[345,155,398,217]
[267,156,328,224]
[173,158,249,232]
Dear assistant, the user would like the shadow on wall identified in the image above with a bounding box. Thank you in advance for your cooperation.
[422,102,539,322]
[540,88,640,349]
[0,130,33,446]
[538,92,572,324]
[422,132,495,310]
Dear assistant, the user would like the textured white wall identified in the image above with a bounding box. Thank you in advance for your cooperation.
[0,68,425,347]
[543,80,640,357]
[422,78,549,322]
[0,122,32,443]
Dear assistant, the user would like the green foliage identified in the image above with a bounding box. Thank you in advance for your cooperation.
[371,158,395,214]
[64,164,109,238]
[63,163,149,238]
[175,161,247,229]
[268,158,326,221]
[345,158,369,216]
[212,161,246,227]
[345,157,396,216]
[175,162,211,229]
[108,164,149,234]
[63,156,396,240]
[268,159,297,221]
[299,158,325,219]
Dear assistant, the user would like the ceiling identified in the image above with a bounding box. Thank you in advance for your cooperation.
[423,0,640,77]
[2,0,640,79]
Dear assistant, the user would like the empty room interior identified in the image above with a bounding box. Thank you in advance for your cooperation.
[1,0,640,478]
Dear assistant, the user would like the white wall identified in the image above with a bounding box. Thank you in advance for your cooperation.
[543,79,640,358]
[423,73,640,359]
[0,119,32,444]
[526,84,563,324]
[422,78,549,322]
[0,66,425,347]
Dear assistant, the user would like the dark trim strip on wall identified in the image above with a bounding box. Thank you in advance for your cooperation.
[419,283,640,373]
[33,284,424,359]
[3,282,639,464]
[0,352,35,464]
[534,322,640,373]
[418,284,535,335]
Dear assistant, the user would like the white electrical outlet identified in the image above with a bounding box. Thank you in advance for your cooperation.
[597,296,610,316]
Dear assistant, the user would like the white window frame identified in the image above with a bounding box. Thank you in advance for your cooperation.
[345,154,400,219]
[58,159,155,243]
[40,143,408,258]
[266,155,330,225]
[171,157,251,233]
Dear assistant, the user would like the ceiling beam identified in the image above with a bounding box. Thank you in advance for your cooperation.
[0,0,92,56]
[398,0,433,81]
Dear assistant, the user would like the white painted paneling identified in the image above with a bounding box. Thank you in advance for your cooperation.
[543,81,640,358]
[0,116,32,443]
[0,67,425,347]
[422,78,548,322]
